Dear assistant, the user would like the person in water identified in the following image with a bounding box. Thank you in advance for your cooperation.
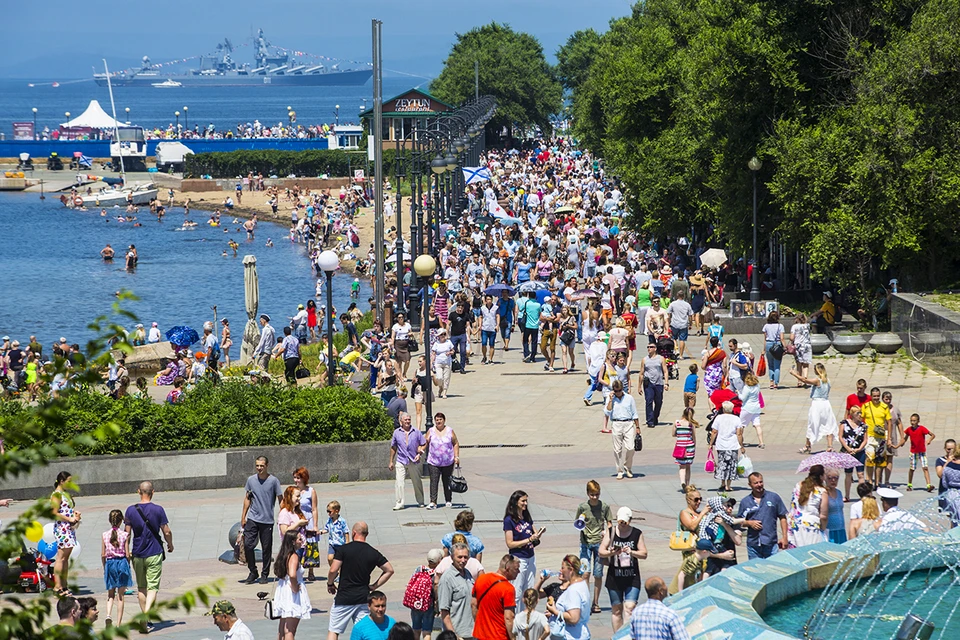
[125,245,138,269]
[101,244,115,260]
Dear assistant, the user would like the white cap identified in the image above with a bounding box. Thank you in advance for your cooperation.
[616,506,633,522]
[877,487,903,500]
[426,548,444,564]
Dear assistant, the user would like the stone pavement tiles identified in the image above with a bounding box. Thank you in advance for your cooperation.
[5,334,957,637]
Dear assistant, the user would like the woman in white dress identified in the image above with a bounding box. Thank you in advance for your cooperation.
[789,465,829,547]
[790,363,839,452]
[273,529,311,640]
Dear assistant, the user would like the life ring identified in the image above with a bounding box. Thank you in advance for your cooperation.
[73,196,83,207]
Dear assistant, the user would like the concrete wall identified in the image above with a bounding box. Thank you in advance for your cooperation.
[1,440,391,500]
[0,138,330,160]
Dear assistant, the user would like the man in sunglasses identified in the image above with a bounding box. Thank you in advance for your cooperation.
[605,379,641,479]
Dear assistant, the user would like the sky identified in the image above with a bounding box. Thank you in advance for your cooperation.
[3,0,634,79]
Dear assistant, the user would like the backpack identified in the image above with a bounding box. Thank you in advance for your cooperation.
[402,565,434,612]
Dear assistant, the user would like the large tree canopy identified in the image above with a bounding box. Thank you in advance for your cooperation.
[431,22,562,136]
[571,0,960,301]
[556,29,602,92]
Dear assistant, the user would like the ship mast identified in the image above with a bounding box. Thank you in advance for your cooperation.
[102,59,126,184]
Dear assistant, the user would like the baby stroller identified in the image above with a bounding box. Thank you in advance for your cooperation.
[17,153,34,172]
[656,335,680,380]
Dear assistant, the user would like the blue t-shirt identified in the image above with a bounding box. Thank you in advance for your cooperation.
[684,373,698,394]
[516,263,533,283]
[521,300,542,330]
[124,502,169,559]
[503,515,535,559]
[350,615,395,640]
[441,531,485,557]
[737,490,787,546]
[708,324,725,341]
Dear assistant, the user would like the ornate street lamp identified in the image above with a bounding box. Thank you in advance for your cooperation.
[317,250,341,386]
[748,156,762,301]
[414,254,437,431]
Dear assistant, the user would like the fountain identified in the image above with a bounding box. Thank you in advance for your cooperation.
[659,496,960,640]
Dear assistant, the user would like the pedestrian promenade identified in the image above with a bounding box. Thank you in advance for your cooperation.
[6,334,955,637]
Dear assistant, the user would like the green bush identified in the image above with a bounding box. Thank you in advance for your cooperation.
[0,381,392,456]
[184,148,398,179]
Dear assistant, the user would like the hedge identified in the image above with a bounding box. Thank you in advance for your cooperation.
[0,381,392,457]
[184,148,398,179]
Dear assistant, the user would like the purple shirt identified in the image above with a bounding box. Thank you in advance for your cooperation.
[391,427,425,466]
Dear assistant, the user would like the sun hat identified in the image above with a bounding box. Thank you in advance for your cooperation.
[208,600,236,616]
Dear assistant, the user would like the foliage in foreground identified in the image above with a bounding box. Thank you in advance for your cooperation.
[0,298,220,638]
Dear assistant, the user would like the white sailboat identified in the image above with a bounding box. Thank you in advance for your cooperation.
[79,60,158,208]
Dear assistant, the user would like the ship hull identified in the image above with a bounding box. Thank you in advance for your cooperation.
[95,69,372,88]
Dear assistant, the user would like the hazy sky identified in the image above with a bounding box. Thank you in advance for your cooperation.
[5,0,633,79]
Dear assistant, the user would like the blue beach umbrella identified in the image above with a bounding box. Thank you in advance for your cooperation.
[164,325,199,347]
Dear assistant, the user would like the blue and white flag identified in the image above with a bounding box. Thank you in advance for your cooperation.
[462,166,491,184]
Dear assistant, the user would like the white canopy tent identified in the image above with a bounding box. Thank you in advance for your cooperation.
[60,100,127,129]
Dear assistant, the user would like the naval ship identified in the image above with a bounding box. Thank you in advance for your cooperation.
[94,29,372,88]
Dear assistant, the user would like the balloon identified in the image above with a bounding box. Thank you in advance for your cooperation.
[25,521,44,543]
[71,542,81,559]
[38,539,58,560]
[41,523,56,544]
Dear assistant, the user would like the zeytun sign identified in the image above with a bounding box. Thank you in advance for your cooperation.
[394,98,433,112]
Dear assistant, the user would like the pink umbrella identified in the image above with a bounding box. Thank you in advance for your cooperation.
[797,451,862,473]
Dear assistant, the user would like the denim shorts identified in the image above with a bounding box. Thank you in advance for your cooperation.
[607,583,641,606]
[481,330,496,347]
[410,607,436,632]
[579,541,603,578]
[671,326,689,341]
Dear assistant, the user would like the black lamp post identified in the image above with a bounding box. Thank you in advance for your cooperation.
[334,104,340,126]
[124,107,130,124]
[32,108,37,140]
[64,112,70,140]
[414,254,437,432]
[175,111,180,139]
[748,156,762,301]
[183,106,188,134]
[393,140,406,316]
[317,250,341,386]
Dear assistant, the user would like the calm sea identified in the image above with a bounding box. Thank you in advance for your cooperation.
[0,77,415,136]
[0,191,368,353]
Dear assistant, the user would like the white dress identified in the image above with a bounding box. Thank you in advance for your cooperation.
[806,382,839,443]
[273,564,311,619]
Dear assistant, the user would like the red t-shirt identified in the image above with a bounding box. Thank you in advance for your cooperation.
[845,392,869,415]
[471,573,515,640]
[905,425,931,453]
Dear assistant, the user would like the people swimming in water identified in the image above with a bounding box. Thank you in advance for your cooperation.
[100,244,115,260]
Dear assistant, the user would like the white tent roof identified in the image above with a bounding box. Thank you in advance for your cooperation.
[61,100,126,129]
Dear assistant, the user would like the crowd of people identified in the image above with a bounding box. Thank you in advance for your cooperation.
[6,137,955,640]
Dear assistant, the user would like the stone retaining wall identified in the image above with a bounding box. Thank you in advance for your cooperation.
[1,440,391,500]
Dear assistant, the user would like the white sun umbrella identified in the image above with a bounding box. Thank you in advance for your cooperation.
[699,248,728,270]
[239,255,261,365]
[385,252,413,263]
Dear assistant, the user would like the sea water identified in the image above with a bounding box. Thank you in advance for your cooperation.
[0,77,413,135]
[0,192,368,353]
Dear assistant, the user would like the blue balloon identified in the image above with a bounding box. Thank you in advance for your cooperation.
[37,539,58,560]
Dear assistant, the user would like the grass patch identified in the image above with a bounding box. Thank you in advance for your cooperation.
[928,293,960,314]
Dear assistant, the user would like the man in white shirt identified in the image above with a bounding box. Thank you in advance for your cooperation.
[877,488,927,532]
[479,295,500,365]
[667,290,694,359]
[147,322,162,343]
[210,600,255,640]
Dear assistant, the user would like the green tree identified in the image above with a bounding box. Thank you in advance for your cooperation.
[556,29,602,92]
[431,22,563,137]
[0,297,219,638]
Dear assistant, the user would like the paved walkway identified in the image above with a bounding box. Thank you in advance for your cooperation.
[6,334,957,638]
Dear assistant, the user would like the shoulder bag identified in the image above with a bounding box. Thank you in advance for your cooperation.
[669,515,697,552]
[769,327,785,359]
[704,448,715,474]
[134,505,166,561]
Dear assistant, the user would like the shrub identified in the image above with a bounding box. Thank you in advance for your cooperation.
[184,148,397,179]
[0,380,392,457]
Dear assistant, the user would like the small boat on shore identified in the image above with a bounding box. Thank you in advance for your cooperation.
[152,79,183,88]
[78,183,158,207]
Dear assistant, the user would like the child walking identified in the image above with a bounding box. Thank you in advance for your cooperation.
[905,413,936,491]
[101,509,132,627]
[683,364,699,408]
[321,500,350,566]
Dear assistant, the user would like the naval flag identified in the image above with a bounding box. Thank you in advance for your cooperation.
[463,166,492,185]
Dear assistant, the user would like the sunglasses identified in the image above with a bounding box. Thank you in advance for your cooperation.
[692,497,702,502]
